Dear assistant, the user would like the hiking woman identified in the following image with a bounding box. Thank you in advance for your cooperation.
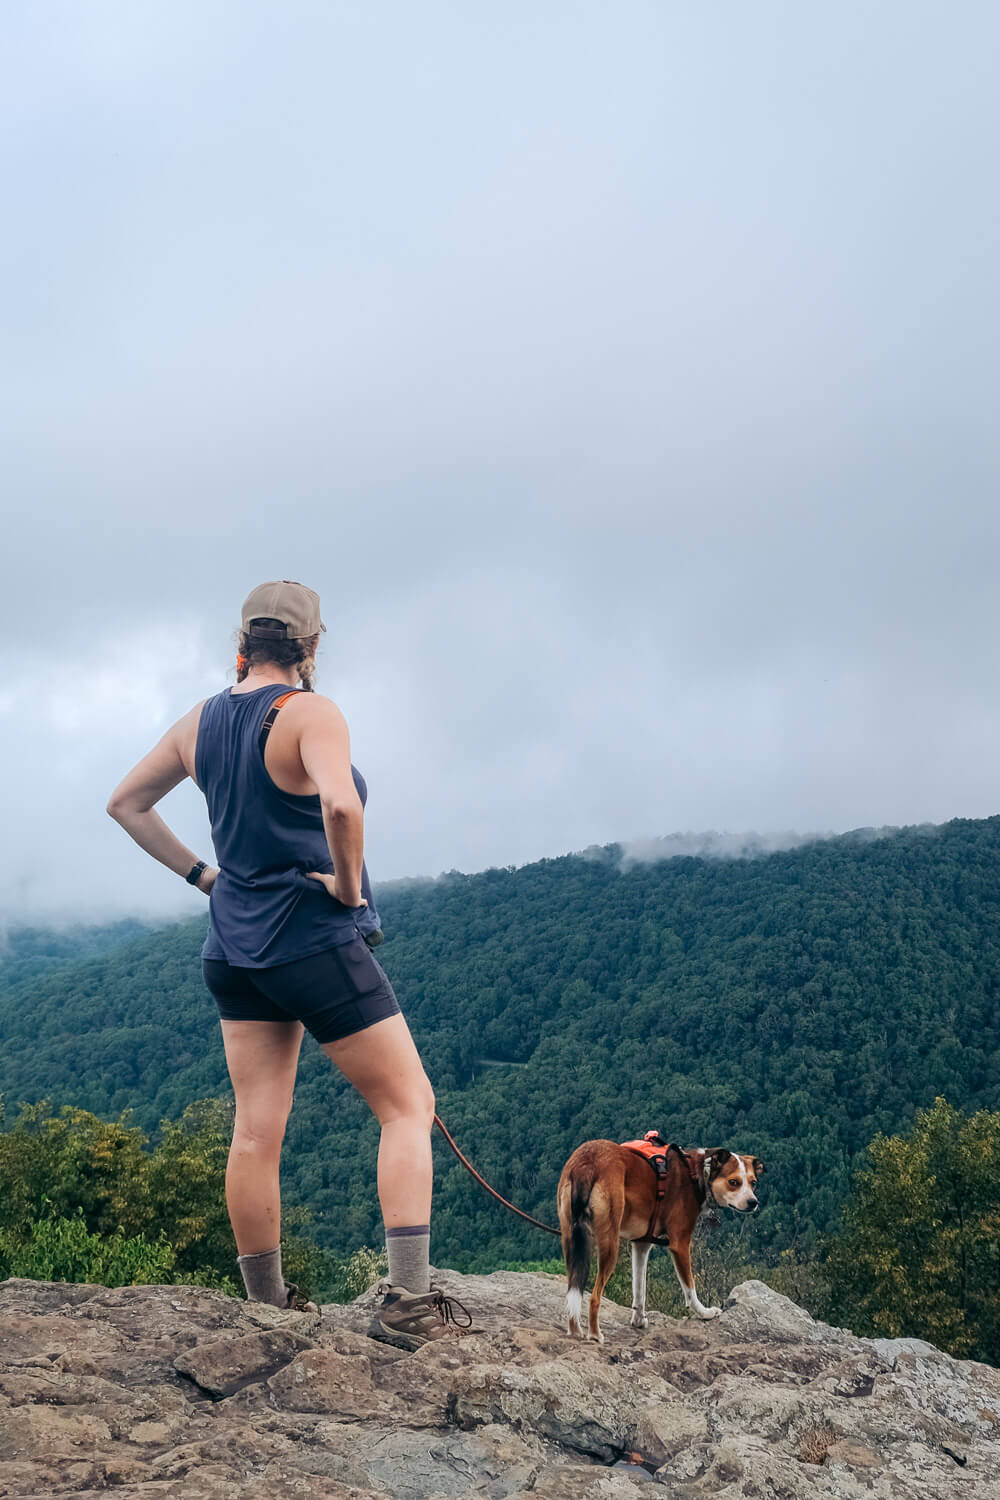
[107,579,461,1346]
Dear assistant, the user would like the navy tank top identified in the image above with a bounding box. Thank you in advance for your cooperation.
[196,683,381,967]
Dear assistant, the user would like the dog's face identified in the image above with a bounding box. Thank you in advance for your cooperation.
[704,1150,764,1213]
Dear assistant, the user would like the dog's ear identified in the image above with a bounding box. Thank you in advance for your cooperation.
[752,1157,766,1177]
[705,1148,733,1180]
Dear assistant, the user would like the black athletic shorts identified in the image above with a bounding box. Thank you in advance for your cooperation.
[202,935,401,1045]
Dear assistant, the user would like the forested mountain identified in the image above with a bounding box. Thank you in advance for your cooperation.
[1,817,998,1272]
[0,917,159,991]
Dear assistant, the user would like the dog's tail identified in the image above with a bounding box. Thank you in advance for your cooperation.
[563,1171,595,1294]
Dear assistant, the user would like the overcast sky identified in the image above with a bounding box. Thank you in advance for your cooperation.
[2,2,998,926]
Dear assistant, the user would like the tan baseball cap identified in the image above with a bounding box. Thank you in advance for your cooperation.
[240,580,327,640]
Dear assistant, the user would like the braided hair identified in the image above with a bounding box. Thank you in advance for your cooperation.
[235,617,318,691]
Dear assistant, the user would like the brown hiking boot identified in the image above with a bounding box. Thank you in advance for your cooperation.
[366,1283,473,1350]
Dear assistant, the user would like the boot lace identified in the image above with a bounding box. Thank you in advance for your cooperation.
[432,1290,473,1328]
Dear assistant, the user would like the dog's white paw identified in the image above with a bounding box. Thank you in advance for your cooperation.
[566,1290,584,1338]
[695,1304,721,1320]
[630,1310,648,1329]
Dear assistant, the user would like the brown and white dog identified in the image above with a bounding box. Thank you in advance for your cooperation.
[557,1138,764,1342]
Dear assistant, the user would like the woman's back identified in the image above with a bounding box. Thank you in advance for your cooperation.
[107,580,453,1336]
[196,682,378,967]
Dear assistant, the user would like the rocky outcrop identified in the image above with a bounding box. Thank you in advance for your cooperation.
[1,1268,998,1496]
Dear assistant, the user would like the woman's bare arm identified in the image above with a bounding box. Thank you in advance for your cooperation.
[106,702,218,893]
[296,697,366,907]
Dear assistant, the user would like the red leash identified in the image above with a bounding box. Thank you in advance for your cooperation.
[433,1114,561,1238]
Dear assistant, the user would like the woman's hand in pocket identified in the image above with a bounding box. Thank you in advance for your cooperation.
[306,872,367,909]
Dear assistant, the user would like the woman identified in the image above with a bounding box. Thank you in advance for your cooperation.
[108,579,465,1347]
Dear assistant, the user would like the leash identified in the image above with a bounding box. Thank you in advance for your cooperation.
[433,1114,561,1238]
[432,1117,709,1246]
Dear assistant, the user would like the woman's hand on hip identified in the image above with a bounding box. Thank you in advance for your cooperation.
[306,871,367,909]
[196,866,219,895]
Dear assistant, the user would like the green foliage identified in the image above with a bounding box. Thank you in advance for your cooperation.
[322,1244,388,1302]
[825,1097,1000,1362]
[0,1098,151,1236]
[0,1205,178,1286]
[0,1096,314,1297]
[0,918,158,991]
[141,1097,238,1276]
[3,816,1000,1279]
[0,1097,234,1278]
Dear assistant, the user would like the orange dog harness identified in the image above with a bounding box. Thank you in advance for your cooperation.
[621,1131,703,1245]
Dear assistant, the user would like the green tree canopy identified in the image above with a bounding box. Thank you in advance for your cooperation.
[826,1097,1000,1362]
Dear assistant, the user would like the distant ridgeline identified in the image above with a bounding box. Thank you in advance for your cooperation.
[1,816,998,1273]
[0,917,159,992]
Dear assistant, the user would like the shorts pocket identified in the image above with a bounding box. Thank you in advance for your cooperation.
[333,935,384,998]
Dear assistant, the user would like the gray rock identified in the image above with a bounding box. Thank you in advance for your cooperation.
[720,1279,865,1348]
[174,1326,316,1398]
[1,1271,999,1496]
[869,1336,946,1363]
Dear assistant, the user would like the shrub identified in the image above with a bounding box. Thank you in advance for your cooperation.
[0,1204,184,1287]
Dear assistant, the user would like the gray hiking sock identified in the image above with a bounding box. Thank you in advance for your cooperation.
[385,1224,431,1294]
[237,1244,287,1305]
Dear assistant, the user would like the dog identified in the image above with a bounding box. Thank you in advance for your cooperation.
[557,1135,764,1342]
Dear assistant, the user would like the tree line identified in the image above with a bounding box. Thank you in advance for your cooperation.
[1,815,999,1353]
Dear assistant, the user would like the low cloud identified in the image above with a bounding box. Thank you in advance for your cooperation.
[614,824,938,869]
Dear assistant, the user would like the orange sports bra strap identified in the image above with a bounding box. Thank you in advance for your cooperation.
[259,689,304,752]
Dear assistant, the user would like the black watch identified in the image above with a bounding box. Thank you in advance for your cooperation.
[185,860,208,886]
